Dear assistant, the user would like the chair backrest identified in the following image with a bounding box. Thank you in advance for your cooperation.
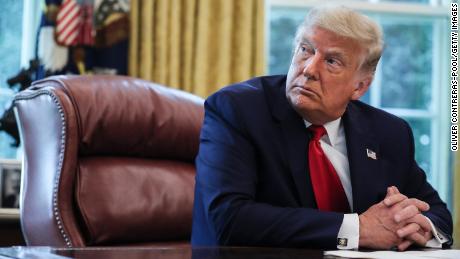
[14,75,204,247]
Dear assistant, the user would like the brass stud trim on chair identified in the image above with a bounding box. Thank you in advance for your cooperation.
[15,90,73,248]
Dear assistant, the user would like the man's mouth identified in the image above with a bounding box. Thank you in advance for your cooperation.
[296,85,318,97]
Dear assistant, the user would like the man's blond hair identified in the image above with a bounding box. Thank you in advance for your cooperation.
[295,6,384,75]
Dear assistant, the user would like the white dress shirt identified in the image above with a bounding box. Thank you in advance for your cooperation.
[304,118,446,249]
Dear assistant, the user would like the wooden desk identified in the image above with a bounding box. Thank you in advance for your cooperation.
[0,246,327,259]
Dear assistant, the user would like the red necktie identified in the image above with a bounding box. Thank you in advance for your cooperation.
[308,125,350,213]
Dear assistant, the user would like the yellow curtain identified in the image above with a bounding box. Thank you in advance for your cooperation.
[129,0,265,97]
[455,152,460,248]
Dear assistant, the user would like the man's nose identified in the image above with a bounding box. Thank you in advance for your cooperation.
[302,55,319,81]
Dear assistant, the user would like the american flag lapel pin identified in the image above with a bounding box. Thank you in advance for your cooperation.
[366,148,377,160]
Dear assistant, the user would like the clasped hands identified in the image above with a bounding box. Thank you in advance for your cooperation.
[359,186,433,251]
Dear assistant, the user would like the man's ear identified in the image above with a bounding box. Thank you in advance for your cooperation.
[351,75,372,100]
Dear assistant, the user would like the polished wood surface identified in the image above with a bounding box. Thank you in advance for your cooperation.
[0,246,327,259]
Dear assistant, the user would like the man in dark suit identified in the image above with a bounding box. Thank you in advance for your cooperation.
[191,6,452,250]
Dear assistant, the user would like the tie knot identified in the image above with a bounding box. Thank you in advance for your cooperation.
[309,125,326,141]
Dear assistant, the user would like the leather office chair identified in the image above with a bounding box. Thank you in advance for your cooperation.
[14,75,204,247]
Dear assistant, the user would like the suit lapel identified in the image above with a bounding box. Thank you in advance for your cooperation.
[343,102,387,213]
[280,110,314,207]
[268,76,315,208]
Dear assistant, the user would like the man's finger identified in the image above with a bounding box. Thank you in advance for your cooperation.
[395,198,430,212]
[394,205,419,223]
[386,186,399,197]
[406,232,429,246]
[406,214,432,233]
[396,222,420,238]
[423,230,433,241]
[398,240,413,251]
[383,193,407,206]
[386,187,393,197]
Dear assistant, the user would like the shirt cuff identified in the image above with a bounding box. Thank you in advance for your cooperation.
[424,216,448,248]
[337,213,359,249]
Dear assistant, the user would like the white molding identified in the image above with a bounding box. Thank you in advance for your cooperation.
[433,17,451,203]
[430,17,442,192]
[269,0,449,17]
[20,0,42,68]
[0,159,21,166]
[370,16,382,108]
[0,208,19,221]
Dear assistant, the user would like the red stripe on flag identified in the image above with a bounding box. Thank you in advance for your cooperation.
[56,0,82,46]
[57,8,80,34]
[56,0,76,22]
[59,19,80,43]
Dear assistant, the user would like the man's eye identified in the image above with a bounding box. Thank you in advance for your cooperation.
[326,58,339,65]
[300,45,312,53]
[299,46,313,58]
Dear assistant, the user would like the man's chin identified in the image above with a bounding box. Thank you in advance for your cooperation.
[290,99,318,116]
[288,93,317,108]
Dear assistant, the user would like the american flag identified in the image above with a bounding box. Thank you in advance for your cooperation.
[55,0,82,46]
[78,3,95,46]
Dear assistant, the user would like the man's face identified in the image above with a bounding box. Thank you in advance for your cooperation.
[286,26,371,124]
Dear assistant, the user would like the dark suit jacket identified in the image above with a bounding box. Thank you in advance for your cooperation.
[191,75,452,248]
